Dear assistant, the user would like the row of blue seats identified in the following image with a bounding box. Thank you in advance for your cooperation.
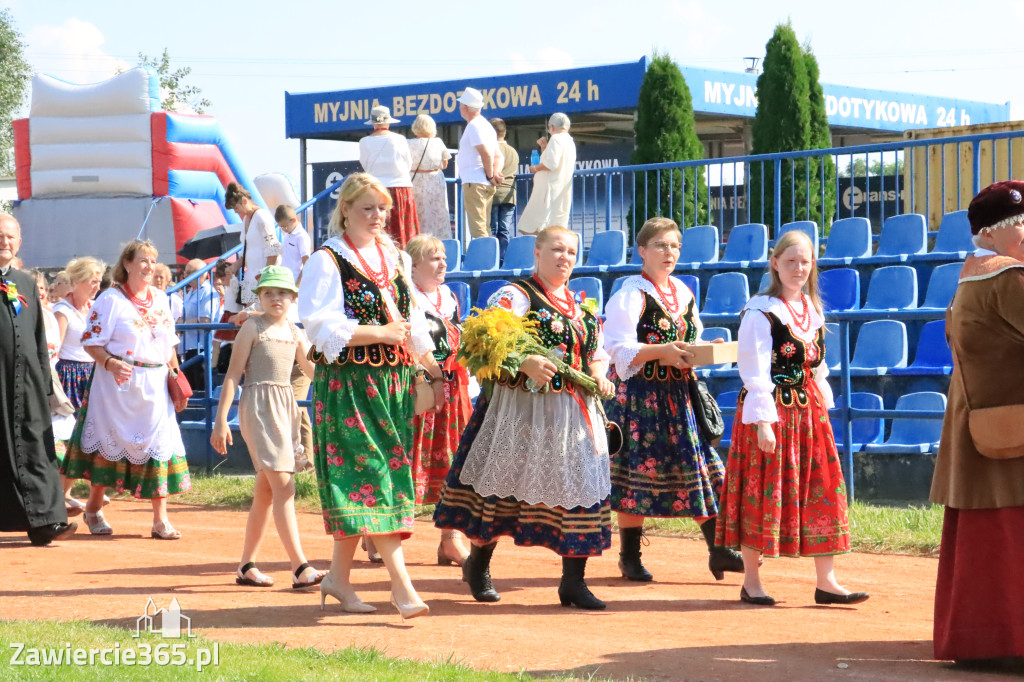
[451,262,961,320]
[443,211,973,277]
[719,390,946,454]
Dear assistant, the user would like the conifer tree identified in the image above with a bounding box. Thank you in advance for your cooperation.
[630,52,707,231]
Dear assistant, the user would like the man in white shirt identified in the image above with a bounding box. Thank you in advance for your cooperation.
[457,87,503,240]
[275,205,311,284]
[180,259,220,391]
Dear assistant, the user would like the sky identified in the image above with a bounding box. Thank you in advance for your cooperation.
[8,0,1024,195]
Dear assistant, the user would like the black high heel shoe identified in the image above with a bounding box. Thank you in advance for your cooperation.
[814,588,870,605]
[740,586,776,606]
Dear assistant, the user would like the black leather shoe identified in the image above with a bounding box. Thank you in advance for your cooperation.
[462,543,500,602]
[814,588,870,605]
[740,586,776,606]
[28,521,78,546]
[559,557,606,610]
[617,527,653,582]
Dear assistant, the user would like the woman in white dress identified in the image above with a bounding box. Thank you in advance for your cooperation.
[408,115,452,239]
[516,113,577,235]
[62,240,191,539]
[359,105,419,248]
[224,181,282,308]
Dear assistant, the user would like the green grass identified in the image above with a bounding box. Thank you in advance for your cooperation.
[74,474,944,556]
[0,620,541,682]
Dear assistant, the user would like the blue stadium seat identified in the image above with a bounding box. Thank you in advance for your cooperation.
[756,271,771,294]
[830,392,884,451]
[678,274,700,309]
[679,224,720,267]
[447,281,471,319]
[608,276,627,302]
[849,320,908,374]
[862,213,928,264]
[819,268,860,311]
[914,210,973,261]
[702,272,749,315]
[778,220,820,252]
[862,266,918,311]
[864,391,947,454]
[493,235,536,276]
[575,230,627,273]
[475,279,511,309]
[818,217,873,266]
[891,320,952,376]
[920,262,962,310]
[568,277,604,313]
[442,238,461,272]
[460,237,500,275]
[717,390,741,449]
[824,322,841,370]
[719,223,768,266]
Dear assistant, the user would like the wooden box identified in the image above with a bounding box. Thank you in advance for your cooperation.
[688,341,739,367]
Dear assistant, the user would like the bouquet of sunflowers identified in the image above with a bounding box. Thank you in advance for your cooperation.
[458,306,612,399]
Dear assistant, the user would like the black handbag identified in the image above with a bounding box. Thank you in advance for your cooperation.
[688,376,724,444]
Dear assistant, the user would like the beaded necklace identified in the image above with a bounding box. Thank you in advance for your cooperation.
[641,272,680,315]
[343,234,395,297]
[531,274,578,319]
[783,294,811,333]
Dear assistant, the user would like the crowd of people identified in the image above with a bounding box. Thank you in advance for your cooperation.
[5,121,1023,663]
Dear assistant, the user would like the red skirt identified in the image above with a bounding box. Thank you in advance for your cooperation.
[386,187,420,249]
[410,366,472,505]
[934,505,1024,661]
[715,383,851,557]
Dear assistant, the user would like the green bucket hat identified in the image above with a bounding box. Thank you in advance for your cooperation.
[254,265,299,293]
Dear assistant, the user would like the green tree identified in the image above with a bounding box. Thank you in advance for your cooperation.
[0,9,31,177]
[749,23,834,231]
[137,49,211,114]
[629,51,707,232]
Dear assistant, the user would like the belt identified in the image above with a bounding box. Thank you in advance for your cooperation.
[110,354,164,368]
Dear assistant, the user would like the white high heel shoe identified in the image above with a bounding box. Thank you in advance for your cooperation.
[390,593,430,621]
[319,574,376,613]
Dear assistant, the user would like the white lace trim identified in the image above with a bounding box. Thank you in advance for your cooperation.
[413,284,458,319]
[742,295,824,342]
[616,345,643,381]
[458,385,610,508]
[619,275,697,314]
[80,418,185,465]
[319,320,359,363]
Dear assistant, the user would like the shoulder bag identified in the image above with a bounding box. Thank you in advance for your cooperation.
[952,345,1024,459]
[688,375,724,445]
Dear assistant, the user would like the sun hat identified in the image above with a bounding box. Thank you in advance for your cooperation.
[254,265,298,293]
[968,180,1024,235]
[458,87,484,109]
[364,105,400,126]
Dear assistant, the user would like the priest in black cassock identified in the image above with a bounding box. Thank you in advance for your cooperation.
[0,213,77,545]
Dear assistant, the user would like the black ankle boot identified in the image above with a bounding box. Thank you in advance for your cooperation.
[700,518,744,580]
[462,542,500,602]
[617,527,653,582]
[558,557,606,610]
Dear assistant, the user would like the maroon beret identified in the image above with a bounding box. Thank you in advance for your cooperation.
[968,180,1024,234]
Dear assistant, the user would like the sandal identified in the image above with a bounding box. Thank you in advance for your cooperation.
[150,521,181,540]
[83,511,112,535]
[236,562,274,587]
[291,563,326,589]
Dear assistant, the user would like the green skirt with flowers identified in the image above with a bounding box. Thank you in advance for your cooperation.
[313,362,417,539]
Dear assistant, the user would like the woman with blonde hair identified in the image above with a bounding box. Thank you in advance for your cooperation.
[715,230,868,607]
[62,240,190,539]
[53,257,105,414]
[298,172,445,619]
[406,234,471,566]
[408,115,452,239]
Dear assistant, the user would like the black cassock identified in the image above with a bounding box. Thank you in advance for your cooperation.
[0,267,66,533]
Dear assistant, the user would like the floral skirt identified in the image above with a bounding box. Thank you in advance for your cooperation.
[411,367,471,505]
[385,186,420,249]
[434,392,613,557]
[312,363,416,539]
[56,358,93,410]
[606,370,724,518]
[715,383,850,558]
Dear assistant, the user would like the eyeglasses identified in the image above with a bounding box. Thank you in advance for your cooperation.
[644,241,681,253]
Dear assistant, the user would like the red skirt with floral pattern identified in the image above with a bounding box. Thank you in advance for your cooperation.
[386,187,420,249]
[715,381,850,557]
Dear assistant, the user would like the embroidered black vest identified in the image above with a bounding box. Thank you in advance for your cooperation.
[309,245,414,367]
[496,277,600,393]
[423,295,461,379]
[635,290,698,381]
[759,310,825,408]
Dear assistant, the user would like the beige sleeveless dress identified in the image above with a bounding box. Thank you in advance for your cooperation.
[239,316,302,472]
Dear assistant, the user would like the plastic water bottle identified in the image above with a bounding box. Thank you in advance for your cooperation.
[530,149,540,167]
[116,349,134,392]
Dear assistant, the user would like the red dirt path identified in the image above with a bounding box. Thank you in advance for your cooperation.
[0,500,1006,681]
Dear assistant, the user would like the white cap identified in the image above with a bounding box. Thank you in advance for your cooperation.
[458,87,484,109]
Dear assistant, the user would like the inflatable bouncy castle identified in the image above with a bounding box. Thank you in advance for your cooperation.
[12,67,298,266]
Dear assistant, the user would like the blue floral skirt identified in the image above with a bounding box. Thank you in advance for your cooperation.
[605,369,724,518]
[56,359,94,411]
[434,392,612,557]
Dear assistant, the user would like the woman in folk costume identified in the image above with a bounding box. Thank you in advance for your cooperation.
[715,230,868,607]
[931,180,1024,662]
[298,173,445,621]
[603,218,743,582]
[433,225,616,610]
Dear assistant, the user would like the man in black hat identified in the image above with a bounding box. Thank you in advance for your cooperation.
[0,213,78,545]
